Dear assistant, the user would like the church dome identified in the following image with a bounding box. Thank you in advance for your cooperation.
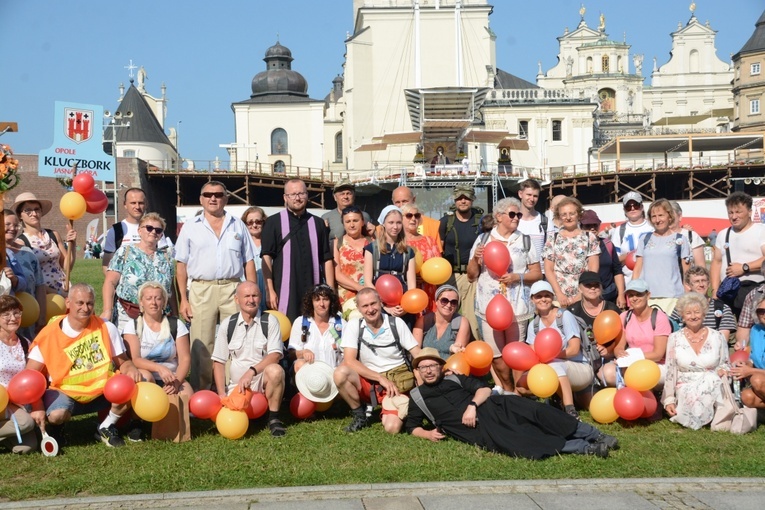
[251,41,308,98]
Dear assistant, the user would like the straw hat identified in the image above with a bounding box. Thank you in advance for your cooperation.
[13,192,53,217]
[412,347,446,369]
[295,361,338,403]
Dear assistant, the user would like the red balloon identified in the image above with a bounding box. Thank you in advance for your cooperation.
[84,188,109,215]
[483,241,511,275]
[246,392,268,419]
[533,328,563,363]
[730,350,750,365]
[290,393,316,419]
[400,288,429,314]
[72,173,96,194]
[485,294,515,331]
[7,369,47,405]
[470,364,492,377]
[502,341,540,371]
[464,341,494,370]
[613,387,644,420]
[103,374,137,405]
[375,274,404,307]
[640,390,658,419]
[515,372,529,389]
[189,390,222,420]
[625,251,637,271]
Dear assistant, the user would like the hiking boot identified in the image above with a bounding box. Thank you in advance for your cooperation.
[268,418,287,438]
[564,405,581,421]
[126,421,145,443]
[595,433,619,450]
[344,413,370,433]
[583,442,609,458]
[96,425,126,448]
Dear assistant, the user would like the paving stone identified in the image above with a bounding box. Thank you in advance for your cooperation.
[529,491,660,509]
[362,496,423,510]
[692,491,765,510]
[420,493,540,510]
[250,500,364,510]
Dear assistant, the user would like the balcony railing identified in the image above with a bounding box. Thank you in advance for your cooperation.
[144,159,349,183]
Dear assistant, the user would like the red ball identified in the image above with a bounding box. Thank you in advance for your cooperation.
[375,274,404,307]
[533,328,563,364]
[290,393,316,420]
[469,364,492,377]
[246,392,268,420]
[72,173,96,194]
[502,341,540,372]
[485,294,515,331]
[7,369,47,405]
[730,350,750,365]
[624,250,637,271]
[189,390,222,420]
[84,188,109,215]
[613,387,644,421]
[640,390,658,419]
[103,374,137,405]
[483,241,511,275]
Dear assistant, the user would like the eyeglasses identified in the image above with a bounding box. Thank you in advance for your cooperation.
[0,311,22,320]
[582,282,601,289]
[624,202,642,211]
[21,207,42,215]
[246,219,265,226]
[507,211,523,220]
[438,297,459,307]
[756,308,765,316]
[417,364,442,373]
[143,225,164,235]
[405,212,422,220]
[201,192,226,199]
[285,192,308,199]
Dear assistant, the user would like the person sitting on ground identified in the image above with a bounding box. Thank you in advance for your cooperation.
[412,284,470,361]
[405,348,618,459]
[288,284,345,372]
[333,288,421,434]
[211,281,287,437]
[670,266,736,345]
[731,295,765,413]
[26,284,141,448]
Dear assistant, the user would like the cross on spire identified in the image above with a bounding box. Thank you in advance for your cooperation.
[124,59,138,79]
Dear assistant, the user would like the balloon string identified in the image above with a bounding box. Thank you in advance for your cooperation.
[11,413,22,444]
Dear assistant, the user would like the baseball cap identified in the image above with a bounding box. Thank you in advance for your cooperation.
[334,178,355,193]
[529,280,554,296]
[625,279,650,293]
[578,271,601,286]
[622,192,643,206]
[580,210,601,225]
[453,184,475,201]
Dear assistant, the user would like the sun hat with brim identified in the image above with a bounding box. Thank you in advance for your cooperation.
[295,361,338,403]
[529,280,554,296]
[625,279,650,294]
[412,347,446,369]
[13,192,53,217]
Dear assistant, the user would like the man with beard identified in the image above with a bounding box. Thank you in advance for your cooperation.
[322,178,374,248]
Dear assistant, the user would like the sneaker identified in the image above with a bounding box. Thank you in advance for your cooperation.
[595,433,619,450]
[96,425,126,448]
[126,421,144,443]
[583,442,609,458]
[344,413,370,433]
[564,405,581,421]
[268,418,287,438]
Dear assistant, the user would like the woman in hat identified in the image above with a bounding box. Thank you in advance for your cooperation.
[580,209,625,308]
[14,192,77,296]
[242,206,268,310]
[288,284,345,371]
[401,203,441,311]
[413,285,469,361]
[334,206,373,307]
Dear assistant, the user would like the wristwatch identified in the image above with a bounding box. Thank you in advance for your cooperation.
[743,263,750,273]
[468,401,478,408]
[250,366,258,375]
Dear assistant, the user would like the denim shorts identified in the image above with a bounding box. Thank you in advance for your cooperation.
[43,389,111,416]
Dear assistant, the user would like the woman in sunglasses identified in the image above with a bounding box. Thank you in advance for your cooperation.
[102,213,176,331]
[334,206,373,306]
[242,206,268,310]
[413,284,469,361]
[401,203,441,310]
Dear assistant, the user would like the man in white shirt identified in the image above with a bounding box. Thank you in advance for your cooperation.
[516,179,549,263]
[609,192,653,283]
[334,288,421,434]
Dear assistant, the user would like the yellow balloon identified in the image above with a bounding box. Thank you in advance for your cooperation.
[130,381,170,422]
[527,363,559,398]
[46,294,67,322]
[0,385,8,415]
[421,257,452,285]
[59,191,87,221]
[624,359,661,392]
[216,407,250,440]
[266,310,291,341]
[414,248,424,274]
[16,292,40,327]
[314,399,333,412]
[589,387,619,424]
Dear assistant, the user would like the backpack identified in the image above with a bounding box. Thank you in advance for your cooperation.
[300,314,343,345]
[642,231,688,276]
[132,316,179,341]
[112,222,125,251]
[539,213,548,244]
[443,209,483,270]
[421,312,463,344]
[530,309,600,384]
[19,229,58,249]
[225,311,271,344]
[371,242,410,282]
[623,306,678,333]
[409,374,462,425]
[355,316,413,372]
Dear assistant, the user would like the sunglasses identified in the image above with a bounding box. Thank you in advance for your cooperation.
[756,308,765,316]
[341,206,362,216]
[438,297,459,307]
[405,212,422,220]
[582,282,601,289]
[246,219,265,226]
[624,202,641,211]
[202,191,226,199]
[143,225,164,235]
[507,211,523,220]
[581,223,599,230]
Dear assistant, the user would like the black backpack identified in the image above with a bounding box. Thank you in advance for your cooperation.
[530,309,600,386]
[19,229,58,249]
[225,311,272,343]
[355,316,412,372]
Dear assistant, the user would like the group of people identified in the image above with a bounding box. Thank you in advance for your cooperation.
[2,177,763,460]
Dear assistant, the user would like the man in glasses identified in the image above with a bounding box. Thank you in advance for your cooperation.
[175,181,257,391]
[262,179,334,322]
[322,178,374,248]
[609,191,653,284]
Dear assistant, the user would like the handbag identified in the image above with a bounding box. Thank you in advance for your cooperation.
[152,393,191,442]
[711,375,757,434]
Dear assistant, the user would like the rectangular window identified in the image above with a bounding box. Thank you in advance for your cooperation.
[752,62,761,76]
[552,120,563,141]
[518,120,529,139]
[751,99,761,115]
[123,149,136,158]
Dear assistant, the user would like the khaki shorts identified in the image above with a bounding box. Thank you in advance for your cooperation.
[381,395,410,420]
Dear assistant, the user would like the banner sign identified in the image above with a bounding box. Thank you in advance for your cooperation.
[38,101,116,182]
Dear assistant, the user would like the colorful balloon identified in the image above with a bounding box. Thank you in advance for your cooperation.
[103,374,137,405]
[483,241,511,275]
[216,407,250,440]
[400,288,429,314]
[314,400,333,412]
[375,274,404,306]
[290,393,316,419]
[16,292,40,327]
[72,173,96,194]
[589,388,619,424]
[265,310,292,341]
[515,372,529,389]
[593,310,623,345]
[464,341,493,370]
[527,363,559,398]
[640,390,658,419]
[189,390,223,420]
[730,350,750,365]
[7,369,47,405]
[502,341,540,372]
[131,381,170,422]
[469,364,492,377]
[623,359,661,392]
[624,251,637,271]
[421,257,452,285]
[0,385,8,415]
[246,392,268,420]
[444,353,471,375]
[46,294,67,321]
[59,191,87,220]
[533,328,563,364]
[485,294,515,331]
[414,248,424,274]
[84,188,109,215]
[613,387,644,420]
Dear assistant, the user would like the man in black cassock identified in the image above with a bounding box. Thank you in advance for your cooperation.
[405,348,619,459]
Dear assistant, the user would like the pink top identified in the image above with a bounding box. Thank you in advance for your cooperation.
[620,309,671,364]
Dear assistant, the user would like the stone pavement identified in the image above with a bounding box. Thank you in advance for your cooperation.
[1,478,763,510]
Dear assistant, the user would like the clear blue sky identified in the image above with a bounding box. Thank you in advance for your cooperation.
[2,0,761,163]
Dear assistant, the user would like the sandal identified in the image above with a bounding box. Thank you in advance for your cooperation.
[268,418,286,437]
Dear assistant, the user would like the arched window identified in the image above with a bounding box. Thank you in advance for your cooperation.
[274,160,286,173]
[271,128,288,155]
[689,50,699,73]
[601,55,610,73]
[334,132,343,162]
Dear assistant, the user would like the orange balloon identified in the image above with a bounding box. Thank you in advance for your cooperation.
[400,288,429,314]
[421,257,452,285]
[593,310,623,345]
[464,341,493,370]
[470,364,492,377]
[444,353,471,375]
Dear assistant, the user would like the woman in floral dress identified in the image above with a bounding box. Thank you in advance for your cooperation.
[334,206,373,306]
[543,197,600,307]
[401,203,441,311]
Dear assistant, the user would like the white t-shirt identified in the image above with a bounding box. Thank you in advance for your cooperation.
[28,318,125,364]
[104,220,173,253]
[610,219,653,282]
[122,319,189,373]
[341,316,417,373]
[517,211,546,266]
[714,223,765,285]
[287,316,345,368]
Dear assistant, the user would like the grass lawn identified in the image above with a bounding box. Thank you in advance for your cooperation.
[1,259,764,501]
